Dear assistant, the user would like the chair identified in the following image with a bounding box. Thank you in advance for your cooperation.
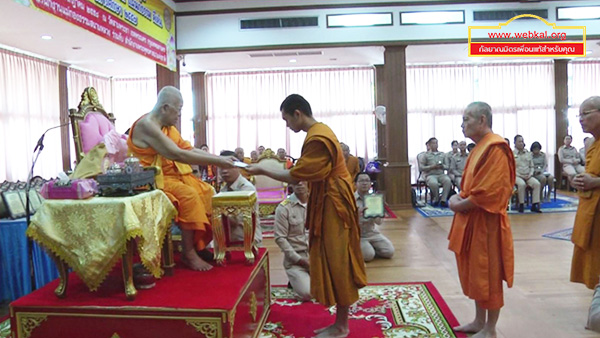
[254,148,287,217]
[69,87,121,164]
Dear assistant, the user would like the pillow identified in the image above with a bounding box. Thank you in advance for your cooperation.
[103,129,128,164]
[79,113,114,154]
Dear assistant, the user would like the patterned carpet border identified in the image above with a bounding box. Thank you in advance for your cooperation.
[542,227,573,241]
[416,194,579,218]
[260,282,466,338]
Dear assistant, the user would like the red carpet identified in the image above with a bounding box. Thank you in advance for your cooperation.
[262,282,466,338]
[10,249,269,338]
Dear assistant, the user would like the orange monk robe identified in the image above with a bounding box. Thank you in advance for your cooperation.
[290,123,367,307]
[241,157,253,179]
[127,117,214,251]
[571,138,600,289]
[346,155,360,181]
[448,132,515,310]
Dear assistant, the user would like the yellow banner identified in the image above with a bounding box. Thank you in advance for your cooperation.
[20,0,176,70]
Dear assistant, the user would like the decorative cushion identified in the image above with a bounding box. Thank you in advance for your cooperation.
[79,113,115,154]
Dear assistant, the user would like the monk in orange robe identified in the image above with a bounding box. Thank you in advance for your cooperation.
[448,102,515,338]
[571,96,600,289]
[247,94,367,338]
[340,142,360,180]
[127,86,234,271]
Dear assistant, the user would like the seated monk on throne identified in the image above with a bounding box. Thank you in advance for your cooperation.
[127,86,235,271]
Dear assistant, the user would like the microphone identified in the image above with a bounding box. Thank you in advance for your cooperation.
[34,122,70,152]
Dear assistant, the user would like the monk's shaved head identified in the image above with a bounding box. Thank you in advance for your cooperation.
[581,96,600,111]
[466,102,493,128]
[155,86,182,110]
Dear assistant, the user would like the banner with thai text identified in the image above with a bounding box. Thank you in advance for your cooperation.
[18,0,176,71]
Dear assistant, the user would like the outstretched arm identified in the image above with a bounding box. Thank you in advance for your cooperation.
[245,165,298,184]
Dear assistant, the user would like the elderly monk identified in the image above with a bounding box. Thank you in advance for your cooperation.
[127,86,235,271]
[571,96,600,290]
[247,94,367,338]
[340,142,360,180]
[448,102,516,338]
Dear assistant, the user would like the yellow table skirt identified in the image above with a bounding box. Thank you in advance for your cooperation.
[27,190,177,291]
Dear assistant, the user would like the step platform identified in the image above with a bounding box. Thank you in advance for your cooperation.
[10,248,270,338]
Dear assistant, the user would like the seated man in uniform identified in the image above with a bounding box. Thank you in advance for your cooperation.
[274,181,311,301]
[219,150,262,245]
[354,173,394,262]
[513,135,542,213]
[127,86,235,271]
[419,137,453,207]
[450,141,469,189]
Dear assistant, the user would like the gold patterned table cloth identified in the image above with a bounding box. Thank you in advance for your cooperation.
[26,190,177,291]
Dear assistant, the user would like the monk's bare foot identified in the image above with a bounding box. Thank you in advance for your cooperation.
[472,328,497,338]
[453,321,484,333]
[313,324,349,338]
[182,251,213,271]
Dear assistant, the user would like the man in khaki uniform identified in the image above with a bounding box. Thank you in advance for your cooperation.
[450,141,469,190]
[419,137,452,207]
[354,173,394,262]
[219,150,262,245]
[513,135,542,213]
[558,135,585,182]
[446,140,459,181]
[274,181,311,301]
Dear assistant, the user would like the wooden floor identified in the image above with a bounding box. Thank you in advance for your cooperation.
[2,203,599,337]
[263,205,600,338]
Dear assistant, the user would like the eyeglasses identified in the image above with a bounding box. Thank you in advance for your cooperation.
[577,109,600,118]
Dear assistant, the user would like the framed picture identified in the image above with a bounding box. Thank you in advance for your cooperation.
[363,193,385,218]
[29,189,43,211]
[2,190,27,219]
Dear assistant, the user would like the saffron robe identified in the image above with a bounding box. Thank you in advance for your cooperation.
[346,155,360,181]
[448,132,515,309]
[571,138,600,289]
[127,117,214,250]
[290,123,367,307]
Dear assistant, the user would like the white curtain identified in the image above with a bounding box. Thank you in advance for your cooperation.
[205,67,376,161]
[111,77,157,133]
[0,48,60,181]
[568,60,600,149]
[179,73,195,143]
[406,61,555,183]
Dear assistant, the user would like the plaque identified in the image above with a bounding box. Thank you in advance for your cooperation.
[363,193,385,218]
[2,190,26,219]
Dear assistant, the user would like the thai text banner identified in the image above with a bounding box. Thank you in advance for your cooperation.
[23,0,176,70]
[468,15,586,57]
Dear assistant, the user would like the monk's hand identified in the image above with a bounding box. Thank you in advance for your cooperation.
[245,164,263,176]
[218,156,236,168]
[574,173,595,191]
[448,194,462,212]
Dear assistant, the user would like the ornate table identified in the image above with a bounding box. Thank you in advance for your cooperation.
[212,191,258,265]
[26,190,177,300]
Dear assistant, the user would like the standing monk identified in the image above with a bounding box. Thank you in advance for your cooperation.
[448,102,515,338]
[247,94,367,338]
[127,86,235,271]
[571,96,600,289]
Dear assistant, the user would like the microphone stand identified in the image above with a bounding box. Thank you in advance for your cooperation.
[25,122,69,290]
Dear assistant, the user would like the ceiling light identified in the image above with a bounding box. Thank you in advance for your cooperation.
[327,13,393,28]
[400,11,464,25]
[41,35,52,40]
[106,58,115,62]
[72,47,82,50]
[586,50,593,55]
[557,6,600,20]
[289,59,297,63]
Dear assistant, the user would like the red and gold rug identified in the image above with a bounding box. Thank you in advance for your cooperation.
[260,282,465,338]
